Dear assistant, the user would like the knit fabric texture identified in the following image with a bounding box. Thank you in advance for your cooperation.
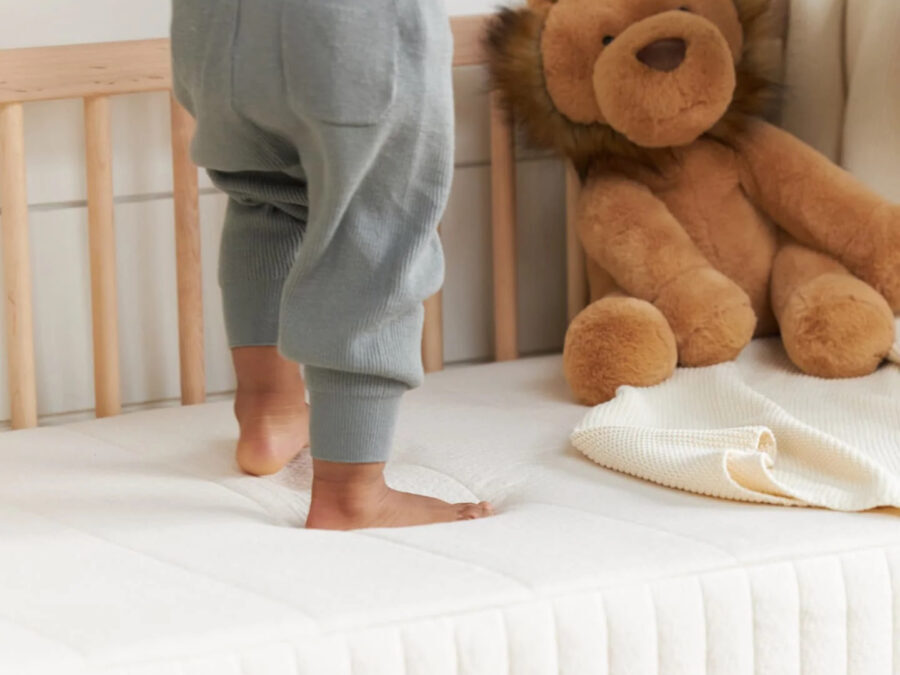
[171,0,454,462]
[573,322,900,510]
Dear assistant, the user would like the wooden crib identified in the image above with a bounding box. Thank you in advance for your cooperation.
[0,15,589,431]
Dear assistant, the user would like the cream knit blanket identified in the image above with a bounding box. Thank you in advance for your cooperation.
[572,323,900,511]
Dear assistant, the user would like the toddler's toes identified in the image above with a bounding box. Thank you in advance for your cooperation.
[457,502,493,520]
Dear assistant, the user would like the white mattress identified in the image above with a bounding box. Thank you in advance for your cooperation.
[2,345,899,675]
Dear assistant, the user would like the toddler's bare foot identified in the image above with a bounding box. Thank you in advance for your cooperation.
[235,391,309,476]
[306,460,493,530]
[232,347,309,476]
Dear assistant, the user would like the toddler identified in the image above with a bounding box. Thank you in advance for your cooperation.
[171,0,493,529]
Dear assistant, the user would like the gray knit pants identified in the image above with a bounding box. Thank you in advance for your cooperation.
[171,0,454,463]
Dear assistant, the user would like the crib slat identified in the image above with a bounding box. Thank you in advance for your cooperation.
[84,96,122,418]
[565,162,589,321]
[423,290,444,374]
[170,96,206,405]
[451,15,490,67]
[489,91,519,362]
[422,223,444,373]
[0,103,38,429]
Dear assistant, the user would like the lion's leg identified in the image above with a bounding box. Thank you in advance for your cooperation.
[772,241,895,377]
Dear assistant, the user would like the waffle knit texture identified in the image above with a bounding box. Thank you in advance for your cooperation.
[171,0,454,462]
[572,321,900,510]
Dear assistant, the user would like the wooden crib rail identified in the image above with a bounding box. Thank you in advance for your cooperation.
[0,40,171,105]
[0,39,205,428]
[0,15,587,429]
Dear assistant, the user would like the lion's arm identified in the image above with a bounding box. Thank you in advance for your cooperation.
[578,171,711,301]
[734,118,890,257]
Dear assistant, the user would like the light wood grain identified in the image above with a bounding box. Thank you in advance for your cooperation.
[452,15,490,67]
[565,162,588,321]
[0,103,38,429]
[0,40,171,104]
[0,16,509,426]
[422,223,445,374]
[170,96,206,405]
[0,15,487,106]
[84,96,122,418]
[489,91,519,362]
[422,290,444,374]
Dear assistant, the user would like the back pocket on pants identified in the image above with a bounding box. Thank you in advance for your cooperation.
[282,0,398,127]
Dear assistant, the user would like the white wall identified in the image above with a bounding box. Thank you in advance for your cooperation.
[0,0,568,424]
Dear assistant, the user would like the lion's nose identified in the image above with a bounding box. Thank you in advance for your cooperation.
[636,38,687,72]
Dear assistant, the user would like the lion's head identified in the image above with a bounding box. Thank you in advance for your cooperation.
[486,0,783,170]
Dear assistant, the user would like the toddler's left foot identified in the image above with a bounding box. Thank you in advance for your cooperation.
[232,346,310,476]
[235,391,309,476]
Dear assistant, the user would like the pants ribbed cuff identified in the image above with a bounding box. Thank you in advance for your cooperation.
[221,278,285,347]
[305,366,406,463]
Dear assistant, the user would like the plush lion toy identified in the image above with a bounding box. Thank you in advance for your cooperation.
[486,0,900,405]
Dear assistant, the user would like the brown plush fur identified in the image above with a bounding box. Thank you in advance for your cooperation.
[485,0,782,173]
[485,0,900,405]
[772,243,895,377]
[486,7,652,174]
[563,296,677,404]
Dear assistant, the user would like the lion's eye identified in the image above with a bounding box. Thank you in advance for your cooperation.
[602,35,615,46]
[679,5,691,10]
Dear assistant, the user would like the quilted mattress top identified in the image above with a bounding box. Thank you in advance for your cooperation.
[2,347,899,674]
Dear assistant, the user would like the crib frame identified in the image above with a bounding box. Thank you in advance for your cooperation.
[0,15,588,430]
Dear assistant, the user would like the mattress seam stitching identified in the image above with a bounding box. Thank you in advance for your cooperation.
[0,608,89,664]
[1,502,322,634]
[43,543,899,675]
[60,427,300,526]
[522,501,742,563]
[316,543,900,638]
[355,531,533,591]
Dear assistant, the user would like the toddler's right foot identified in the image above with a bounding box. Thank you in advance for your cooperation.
[305,460,493,530]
